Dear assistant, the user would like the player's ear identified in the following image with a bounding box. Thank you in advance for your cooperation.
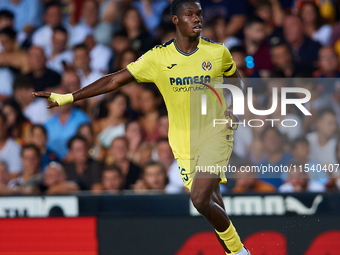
[172,15,179,25]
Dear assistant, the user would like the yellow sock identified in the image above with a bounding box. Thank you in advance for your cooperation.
[215,221,243,254]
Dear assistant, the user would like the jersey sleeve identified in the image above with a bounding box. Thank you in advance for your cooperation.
[126,48,158,83]
[221,45,236,77]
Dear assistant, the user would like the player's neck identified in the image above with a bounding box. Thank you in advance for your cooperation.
[175,34,200,53]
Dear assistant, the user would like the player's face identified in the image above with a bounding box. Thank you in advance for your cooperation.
[173,2,203,38]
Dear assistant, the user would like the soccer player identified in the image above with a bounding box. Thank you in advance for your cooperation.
[33,0,250,254]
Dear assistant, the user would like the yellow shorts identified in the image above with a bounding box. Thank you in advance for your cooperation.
[177,139,233,192]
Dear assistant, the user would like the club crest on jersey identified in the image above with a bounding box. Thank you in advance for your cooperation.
[202,61,212,71]
[134,56,143,63]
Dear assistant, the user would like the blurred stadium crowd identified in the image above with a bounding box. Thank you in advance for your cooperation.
[0,0,340,195]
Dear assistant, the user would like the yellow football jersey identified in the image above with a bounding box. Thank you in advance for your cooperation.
[126,37,236,160]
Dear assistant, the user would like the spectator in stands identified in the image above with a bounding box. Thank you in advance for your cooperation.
[158,114,169,139]
[232,163,276,193]
[8,144,42,194]
[0,10,14,52]
[64,135,103,190]
[76,123,97,160]
[2,98,31,143]
[125,120,144,165]
[0,0,42,33]
[30,124,59,171]
[200,0,247,37]
[110,30,131,71]
[69,0,112,46]
[278,164,325,192]
[211,16,241,49]
[306,108,338,168]
[259,126,294,188]
[139,86,162,142]
[229,46,247,78]
[25,46,61,91]
[154,138,185,193]
[108,137,141,189]
[243,17,273,76]
[119,81,143,116]
[121,8,153,54]
[59,69,86,111]
[0,10,13,30]
[0,27,29,74]
[0,160,11,194]
[254,0,285,45]
[312,47,340,94]
[270,43,301,77]
[299,2,332,46]
[268,96,303,141]
[31,2,63,56]
[93,92,128,152]
[291,77,330,134]
[0,111,22,177]
[113,48,138,72]
[283,15,321,73]
[44,85,90,160]
[39,161,79,194]
[157,0,174,40]
[132,0,168,33]
[291,136,328,184]
[73,44,102,89]
[83,34,112,74]
[98,165,123,192]
[46,26,74,74]
[133,161,168,192]
[13,75,49,124]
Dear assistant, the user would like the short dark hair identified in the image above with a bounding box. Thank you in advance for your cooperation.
[256,0,272,9]
[113,30,128,38]
[0,27,16,39]
[229,46,246,54]
[157,137,169,144]
[53,25,67,35]
[73,43,88,52]
[0,10,14,20]
[31,124,47,137]
[104,165,122,176]
[317,108,336,120]
[171,0,201,15]
[45,1,61,10]
[245,16,265,28]
[21,144,40,157]
[111,136,129,149]
[291,136,309,150]
[67,135,87,149]
[13,75,34,90]
[260,126,282,140]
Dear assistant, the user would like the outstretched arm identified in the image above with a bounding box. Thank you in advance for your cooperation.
[33,69,134,108]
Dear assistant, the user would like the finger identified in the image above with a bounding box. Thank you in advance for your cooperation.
[32,91,51,98]
[47,102,59,109]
